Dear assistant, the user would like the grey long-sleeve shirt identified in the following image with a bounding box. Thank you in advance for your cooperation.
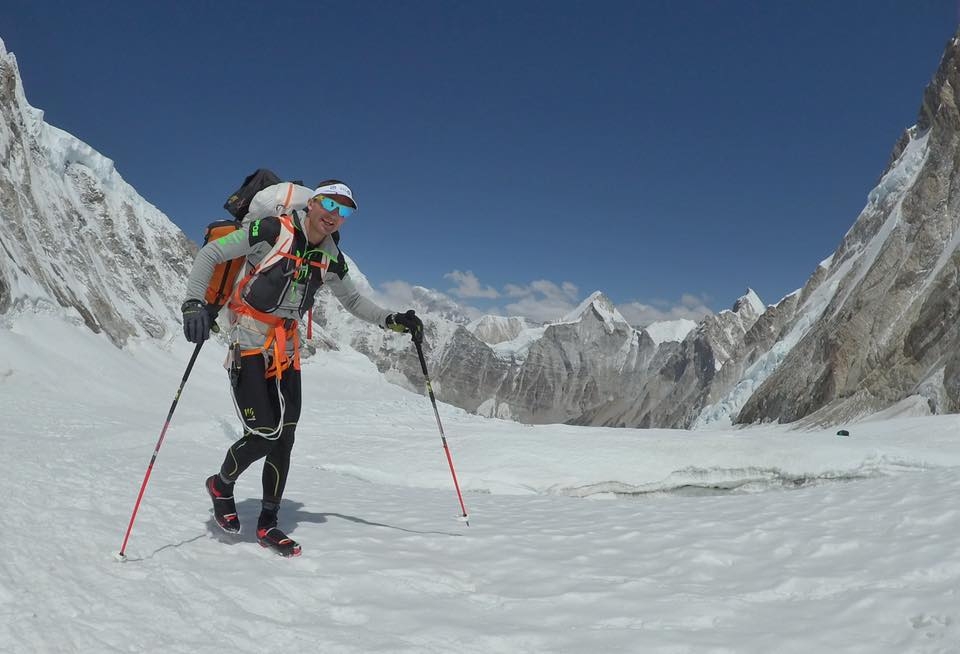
[184,212,392,355]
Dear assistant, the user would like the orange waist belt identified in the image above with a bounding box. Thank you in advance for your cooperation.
[230,300,300,380]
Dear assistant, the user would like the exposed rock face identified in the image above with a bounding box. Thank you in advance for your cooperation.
[737,33,960,425]
[313,287,665,424]
[9,30,960,431]
[388,291,661,424]
[484,294,657,424]
[433,325,514,415]
[0,39,193,345]
[574,290,772,429]
[352,32,960,429]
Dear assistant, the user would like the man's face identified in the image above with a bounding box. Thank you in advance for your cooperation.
[305,195,348,239]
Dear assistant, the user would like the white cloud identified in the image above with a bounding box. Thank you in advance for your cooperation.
[376,280,418,307]
[503,284,529,298]
[617,294,713,327]
[444,270,500,299]
[374,267,712,330]
[439,272,586,323]
[374,279,483,321]
[502,279,581,323]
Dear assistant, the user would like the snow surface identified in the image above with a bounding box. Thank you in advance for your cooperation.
[643,318,698,345]
[488,325,548,361]
[559,291,630,331]
[3,315,960,652]
[741,288,765,316]
[466,315,535,345]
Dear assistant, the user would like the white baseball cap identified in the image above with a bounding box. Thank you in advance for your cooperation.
[313,181,358,209]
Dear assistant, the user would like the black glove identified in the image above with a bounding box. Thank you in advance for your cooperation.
[386,309,424,344]
[181,299,212,343]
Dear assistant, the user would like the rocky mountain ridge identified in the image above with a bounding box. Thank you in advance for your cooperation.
[7,32,960,429]
[336,32,960,428]
[0,38,194,346]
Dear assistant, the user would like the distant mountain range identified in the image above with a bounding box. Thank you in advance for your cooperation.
[5,31,960,429]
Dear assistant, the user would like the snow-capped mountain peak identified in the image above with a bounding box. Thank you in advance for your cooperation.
[9,28,960,434]
[733,288,765,316]
[559,290,630,330]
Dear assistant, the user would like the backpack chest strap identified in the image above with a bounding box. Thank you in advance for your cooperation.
[276,251,329,271]
[228,214,302,378]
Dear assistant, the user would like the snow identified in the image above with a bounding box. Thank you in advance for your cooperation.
[489,325,547,360]
[481,293,633,361]
[559,290,630,331]
[693,204,905,429]
[831,129,930,319]
[742,288,765,316]
[3,314,960,653]
[0,40,189,344]
[642,318,697,345]
[694,131,934,430]
[693,271,838,428]
[466,315,534,345]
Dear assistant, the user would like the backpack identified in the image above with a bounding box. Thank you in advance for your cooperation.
[223,168,282,220]
[202,219,245,310]
[202,168,281,313]
[202,169,317,314]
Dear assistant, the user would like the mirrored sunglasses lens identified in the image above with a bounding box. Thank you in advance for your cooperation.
[317,195,353,218]
[320,197,337,212]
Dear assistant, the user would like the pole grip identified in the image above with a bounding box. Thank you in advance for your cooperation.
[414,339,430,378]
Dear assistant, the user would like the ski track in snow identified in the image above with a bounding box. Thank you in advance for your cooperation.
[2,317,960,653]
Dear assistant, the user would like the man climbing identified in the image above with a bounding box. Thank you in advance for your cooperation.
[181,179,423,556]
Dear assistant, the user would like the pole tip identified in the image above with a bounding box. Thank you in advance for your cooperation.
[113,551,128,563]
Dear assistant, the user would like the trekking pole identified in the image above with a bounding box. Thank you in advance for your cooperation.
[413,339,470,526]
[115,340,205,561]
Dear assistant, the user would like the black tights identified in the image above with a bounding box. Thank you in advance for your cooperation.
[219,354,302,511]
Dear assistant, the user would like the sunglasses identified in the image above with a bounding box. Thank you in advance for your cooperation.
[312,195,355,218]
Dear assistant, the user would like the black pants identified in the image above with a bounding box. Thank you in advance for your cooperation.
[219,354,302,507]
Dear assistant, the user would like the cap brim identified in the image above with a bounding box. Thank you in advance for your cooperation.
[313,183,357,209]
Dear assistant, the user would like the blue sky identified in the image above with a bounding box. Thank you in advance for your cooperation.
[4,1,958,325]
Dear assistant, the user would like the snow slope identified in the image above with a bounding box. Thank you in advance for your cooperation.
[643,318,698,346]
[2,315,960,653]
